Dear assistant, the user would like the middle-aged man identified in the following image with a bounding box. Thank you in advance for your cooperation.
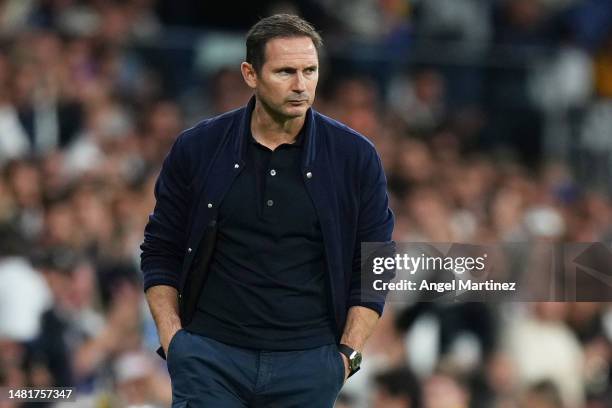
[141,14,395,408]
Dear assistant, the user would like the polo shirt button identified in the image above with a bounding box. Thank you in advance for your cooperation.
[207,203,213,208]
[306,171,312,179]
[270,169,277,176]
[266,199,274,207]
[234,163,240,169]
[187,247,192,253]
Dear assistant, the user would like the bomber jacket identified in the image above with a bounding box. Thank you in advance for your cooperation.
[141,96,395,353]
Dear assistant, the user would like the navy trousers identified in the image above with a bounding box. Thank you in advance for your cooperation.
[167,329,345,407]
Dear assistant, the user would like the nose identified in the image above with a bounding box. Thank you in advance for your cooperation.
[292,72,306,93]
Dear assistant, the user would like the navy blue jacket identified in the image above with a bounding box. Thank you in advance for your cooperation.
[141,97,394,341]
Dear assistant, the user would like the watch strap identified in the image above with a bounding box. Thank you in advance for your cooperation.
[338,344,361,377]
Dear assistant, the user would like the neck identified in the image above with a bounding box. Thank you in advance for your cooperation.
[251,98,305,150]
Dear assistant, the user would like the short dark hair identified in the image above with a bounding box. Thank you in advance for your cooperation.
[524,380,564,408]
[374,366,422,408]
[246,14,323,73]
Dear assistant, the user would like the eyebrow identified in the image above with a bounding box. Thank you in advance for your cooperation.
[274,65,318,72]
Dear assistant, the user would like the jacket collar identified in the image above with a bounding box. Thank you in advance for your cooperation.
[234,95,318,168]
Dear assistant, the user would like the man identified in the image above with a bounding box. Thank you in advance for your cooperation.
[372,367,422,408]
[141,14,394,407]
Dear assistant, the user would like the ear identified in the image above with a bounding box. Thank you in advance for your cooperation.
[241,62,257,89]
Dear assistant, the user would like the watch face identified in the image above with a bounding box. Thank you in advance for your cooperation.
[350,352,362,371]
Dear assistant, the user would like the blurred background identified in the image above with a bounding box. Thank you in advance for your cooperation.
[1,0,612,407]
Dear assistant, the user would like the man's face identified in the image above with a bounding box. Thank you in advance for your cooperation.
[245,36,319,119]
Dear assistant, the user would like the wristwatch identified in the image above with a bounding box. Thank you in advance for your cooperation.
[338,344,362,377]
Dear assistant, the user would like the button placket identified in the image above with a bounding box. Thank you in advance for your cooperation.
[263,153,282,215]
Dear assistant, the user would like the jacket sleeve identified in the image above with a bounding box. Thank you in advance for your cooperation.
[348,146,396,316]
[140,132,192,292]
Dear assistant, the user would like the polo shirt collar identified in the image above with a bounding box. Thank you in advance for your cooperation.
[235,95,317,166]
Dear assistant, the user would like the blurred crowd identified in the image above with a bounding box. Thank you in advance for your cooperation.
[1,0,612,407]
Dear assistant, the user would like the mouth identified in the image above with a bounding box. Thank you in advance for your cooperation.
[288,100,307,105]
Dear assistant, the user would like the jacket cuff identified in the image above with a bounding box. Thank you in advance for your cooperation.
[142,269,180,292]
[346,300,384,317]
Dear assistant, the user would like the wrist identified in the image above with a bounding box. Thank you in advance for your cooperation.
[162,326,182,348]
[338,344,362,377]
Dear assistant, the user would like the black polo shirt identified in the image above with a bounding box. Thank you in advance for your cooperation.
[186,127,336,350]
